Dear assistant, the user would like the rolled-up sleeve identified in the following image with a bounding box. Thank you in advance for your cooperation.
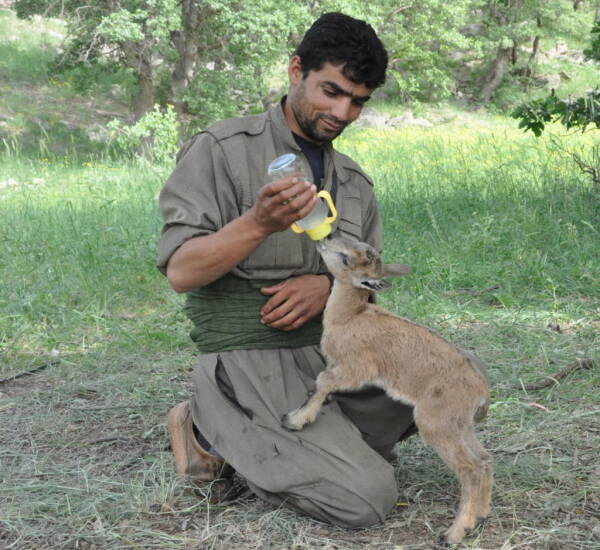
[156,132,239,275]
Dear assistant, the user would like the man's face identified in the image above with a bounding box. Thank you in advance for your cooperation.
[285,57,373,144]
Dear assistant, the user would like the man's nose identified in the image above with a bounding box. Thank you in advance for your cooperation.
[331,98,353,121]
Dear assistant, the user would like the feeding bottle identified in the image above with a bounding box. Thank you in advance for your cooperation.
[267,153,338,240]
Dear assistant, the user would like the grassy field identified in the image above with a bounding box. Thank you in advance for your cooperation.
[1,121,599,549]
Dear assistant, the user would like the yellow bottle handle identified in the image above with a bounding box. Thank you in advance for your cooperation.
[318,190,337,223]
[290,190,337,234]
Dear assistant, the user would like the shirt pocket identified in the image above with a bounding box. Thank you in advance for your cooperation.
[239,226,306,272]
[334,195,362,240]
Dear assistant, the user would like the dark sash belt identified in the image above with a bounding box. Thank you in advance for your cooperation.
[185,274,323,353]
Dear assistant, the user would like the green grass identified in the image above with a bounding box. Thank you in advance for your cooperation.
[0,9,63,82]
[1,123,599,549]
[0,9,131,157]
[0,157,186,361]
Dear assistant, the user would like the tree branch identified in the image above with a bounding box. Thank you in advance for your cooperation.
[514,359,596,390]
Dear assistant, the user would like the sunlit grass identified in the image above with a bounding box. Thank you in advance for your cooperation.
[1,124,598,371]
[0,9,64,82]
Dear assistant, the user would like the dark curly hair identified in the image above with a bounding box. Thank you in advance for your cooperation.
[294,12,388,89]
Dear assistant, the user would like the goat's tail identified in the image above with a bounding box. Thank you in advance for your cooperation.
[473,396,489,423]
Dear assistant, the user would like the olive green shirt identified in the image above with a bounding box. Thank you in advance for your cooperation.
[157,101,382,279]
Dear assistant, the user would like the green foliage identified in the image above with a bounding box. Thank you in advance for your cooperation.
[13,0,311,127]
[512,90,600,136]
[8,0,600,122]
[55,62,136,97]
[107,104,179,164]
[321,0,477,102]
[97,9,147,42]
[182,1,310,126]
[0,9,62,82]
[380,0,476,102]
[183,65,263,129]
[14,0,67,18]
[584,20,600,61]
[512,19,600,136]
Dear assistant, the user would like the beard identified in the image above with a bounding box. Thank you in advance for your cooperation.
[290,84,349,143]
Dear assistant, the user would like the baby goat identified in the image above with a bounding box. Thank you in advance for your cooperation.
[282,236,492,545]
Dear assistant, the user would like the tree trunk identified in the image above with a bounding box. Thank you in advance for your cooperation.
[529,35,540,66]
[478,46,512,104]
[134,54,155,157]
[121,40,155,121]
[135,55,155,121]
[169,0,211,119]
[121,40,155,156]
[573,0,583,10]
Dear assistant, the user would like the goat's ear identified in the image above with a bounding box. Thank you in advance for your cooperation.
[359,278,392,292]
[383,264,411,277]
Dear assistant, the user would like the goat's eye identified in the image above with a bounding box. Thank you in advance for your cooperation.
[341,254,349,266]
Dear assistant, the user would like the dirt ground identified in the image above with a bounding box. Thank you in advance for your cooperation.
[1,348,599,550]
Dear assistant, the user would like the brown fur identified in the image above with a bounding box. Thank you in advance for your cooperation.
[282,236,493,544]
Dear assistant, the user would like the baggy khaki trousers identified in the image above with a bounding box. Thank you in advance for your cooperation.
[190,345,416,528]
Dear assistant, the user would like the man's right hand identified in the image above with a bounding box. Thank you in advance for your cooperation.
[250,176,317,234]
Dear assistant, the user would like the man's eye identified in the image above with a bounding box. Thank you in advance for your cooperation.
[323,89,337,97]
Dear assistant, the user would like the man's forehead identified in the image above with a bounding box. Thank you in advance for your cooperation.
[310,62,373,97]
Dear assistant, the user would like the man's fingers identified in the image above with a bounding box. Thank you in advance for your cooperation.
[261,177,309,197]
[261,298,296,323]
[260,282,285,296]
[272,185,316,217]
[260,288,290,316]
[265,310,307,331]
[291,193,318,219]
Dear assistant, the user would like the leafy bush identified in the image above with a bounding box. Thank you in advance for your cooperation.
[512,89,600,136]
[107,104,179,165]
[182,65,265,130]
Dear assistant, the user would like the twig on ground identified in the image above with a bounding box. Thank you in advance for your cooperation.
[448,284,500,296]
[0,360,60,385]
[515,358,596,390]
[87,436,132,445]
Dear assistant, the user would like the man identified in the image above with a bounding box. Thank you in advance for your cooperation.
[157,12,415,527]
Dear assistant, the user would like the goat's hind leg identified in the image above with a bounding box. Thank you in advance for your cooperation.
[416,408,485,545]
[282,366,353,431]
[463,428,493,521]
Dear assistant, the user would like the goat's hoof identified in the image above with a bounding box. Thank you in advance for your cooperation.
[475,514,489,527]
[434,536,457,549]
[438,529,464,547]
[281,413,301,431]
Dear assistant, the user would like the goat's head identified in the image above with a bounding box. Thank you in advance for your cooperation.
[317,235,410,292]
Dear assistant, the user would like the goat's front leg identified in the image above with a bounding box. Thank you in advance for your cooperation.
[282,366,348,431]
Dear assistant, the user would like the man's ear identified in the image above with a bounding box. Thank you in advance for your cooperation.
[384,264,411,277]
[359,279,392,292]
[288,55,303,86]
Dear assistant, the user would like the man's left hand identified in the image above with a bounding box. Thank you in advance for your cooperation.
[260,275,330,331]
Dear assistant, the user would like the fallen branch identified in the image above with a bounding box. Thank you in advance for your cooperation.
[0,360,60,385]
[87,436,131,445]
[450,284,500,296]
[515,359,595,390]
[387,4,415,17]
